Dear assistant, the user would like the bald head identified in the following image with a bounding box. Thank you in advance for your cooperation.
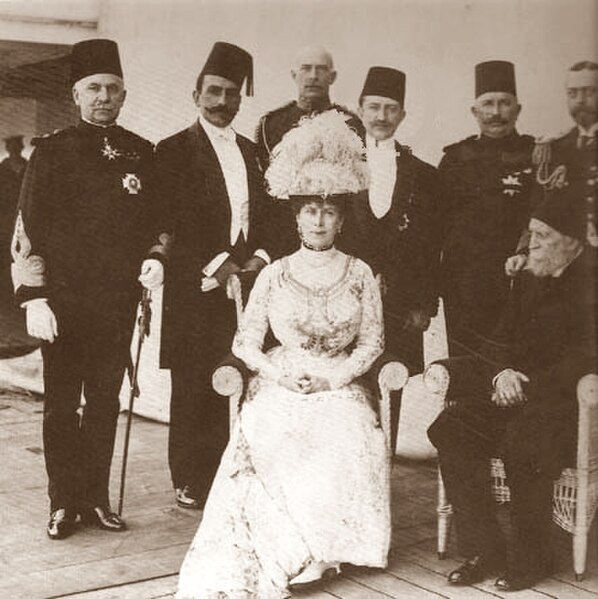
[291,44,337,108]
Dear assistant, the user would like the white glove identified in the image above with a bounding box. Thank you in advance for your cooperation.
[25,299,58,343]
[138,258,164,290]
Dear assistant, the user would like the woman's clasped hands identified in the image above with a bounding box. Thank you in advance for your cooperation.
[278,372,331,394]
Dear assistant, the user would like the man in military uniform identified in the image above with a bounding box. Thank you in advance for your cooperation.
[11,39,164,539]
[439,61,535,357]
[154,43,270,511]
[0,135,27,295]
[343,66,440,375]
[256,45,363,258]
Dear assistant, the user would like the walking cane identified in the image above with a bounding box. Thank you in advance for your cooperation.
[117,288,152,516]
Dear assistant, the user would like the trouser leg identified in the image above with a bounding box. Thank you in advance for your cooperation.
[79,342,127,509]
[503,421,554,576]
[41,335,84,512]
[428,400,509,562]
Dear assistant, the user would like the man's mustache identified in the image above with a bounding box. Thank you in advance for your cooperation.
[206,106,235,116]
[484,116,509,125]
[373,121,390,127]
[572,106,597,116]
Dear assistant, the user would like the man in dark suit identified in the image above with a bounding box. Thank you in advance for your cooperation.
[256,45,363,259]
[154,42,269,510]
[428,187,596,591]
[342,66,440,375]
[439,61,535,358]
[339,66,440,453]
[11,39,163,539]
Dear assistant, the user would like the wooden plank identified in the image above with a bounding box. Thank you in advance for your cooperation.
[0,544,189,598]
[57,574,178,598]
[385,556,496,598]
[342,567,446,598]
[321,572,443,598]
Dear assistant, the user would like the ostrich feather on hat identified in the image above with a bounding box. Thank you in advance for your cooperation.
[265,110,368,199]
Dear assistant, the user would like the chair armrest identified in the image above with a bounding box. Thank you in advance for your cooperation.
[211,353,252,399]
[423,356,489,405]
[369,352,409,392]
[576,373,598,472]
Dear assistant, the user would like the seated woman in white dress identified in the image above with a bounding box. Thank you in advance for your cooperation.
[176,111,391,599]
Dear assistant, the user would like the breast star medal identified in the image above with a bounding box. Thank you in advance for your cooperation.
[122,173,141,194]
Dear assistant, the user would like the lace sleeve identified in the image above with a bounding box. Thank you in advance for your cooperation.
[328,262,385,389]
[232,264,282,382]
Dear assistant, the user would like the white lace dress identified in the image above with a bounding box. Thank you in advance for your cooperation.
[176,248,391,599]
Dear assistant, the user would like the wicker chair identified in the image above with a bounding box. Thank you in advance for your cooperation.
[212,273,409,447]
[423,363,598,581]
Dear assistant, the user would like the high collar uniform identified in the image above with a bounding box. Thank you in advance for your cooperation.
[439,131,535,355]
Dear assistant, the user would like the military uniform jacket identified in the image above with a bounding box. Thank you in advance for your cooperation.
[535,127,598,240]
[12,121,159,313]
[446,250,597,476]
[341,143,440,320]
[439,132,535,338]
[155,121,268,367]
[256,100,364,169]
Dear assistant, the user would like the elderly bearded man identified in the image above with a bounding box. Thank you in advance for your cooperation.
[11,39,164,539]
[428,186,596,591]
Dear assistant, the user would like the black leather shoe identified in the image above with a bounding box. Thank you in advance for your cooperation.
[495,567,552,592]
[448,556,498,586]
[175,485,203,510]
[47,508,76,540]
[81,506,126,531]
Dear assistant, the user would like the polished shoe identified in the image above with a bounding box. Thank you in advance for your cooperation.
[80,505,126,531]
[47,508,76,540]
[448,555,500,586]
[289,561,341,586]
[495,566,552,592]
[175,485,202,510]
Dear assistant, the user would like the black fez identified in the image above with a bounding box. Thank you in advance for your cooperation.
[475,60,516,97]
[531,186,586,240]
[198,42,253,95]
[360,66,406,106]
[70,39,123,86]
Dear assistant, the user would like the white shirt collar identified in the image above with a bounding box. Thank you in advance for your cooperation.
[199,115,236,142]
[366,134,395,151]
[81,116,116,128]
[578,122,598,137]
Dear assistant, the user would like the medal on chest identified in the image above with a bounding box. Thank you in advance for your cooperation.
[501,167,532,197]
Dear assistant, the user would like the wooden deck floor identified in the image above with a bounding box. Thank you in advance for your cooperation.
[1,387,597,599]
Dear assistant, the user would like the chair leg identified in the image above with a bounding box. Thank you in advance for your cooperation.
[572,468,590,581]
[437,469,452,560]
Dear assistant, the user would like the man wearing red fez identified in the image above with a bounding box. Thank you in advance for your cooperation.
[439,61,535,358]
[11,39,166,539]
[428,185,596,590]
[154,42,270,511]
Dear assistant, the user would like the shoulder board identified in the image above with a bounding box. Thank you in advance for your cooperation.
[442,135,477,154]
[31,127,74,147]
[332,103,359,119]
[262,101,296,121]
[118,127,154,150]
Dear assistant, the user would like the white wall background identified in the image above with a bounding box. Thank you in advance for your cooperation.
[0,0,596,164]
[95,0,598,164]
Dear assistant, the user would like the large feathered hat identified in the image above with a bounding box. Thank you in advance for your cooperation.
[265,110,368,200]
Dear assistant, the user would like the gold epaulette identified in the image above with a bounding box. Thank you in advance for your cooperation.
[533,135,567,189]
